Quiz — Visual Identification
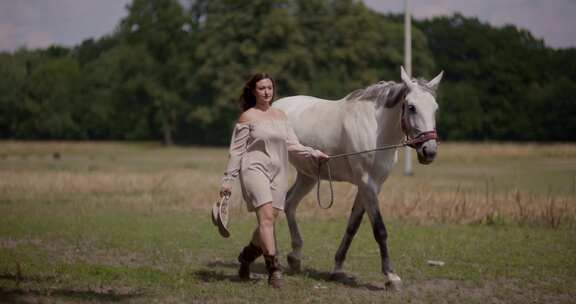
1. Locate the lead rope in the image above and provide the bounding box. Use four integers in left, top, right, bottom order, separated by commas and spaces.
316, 159, 334, 209
315, 141, 409, 209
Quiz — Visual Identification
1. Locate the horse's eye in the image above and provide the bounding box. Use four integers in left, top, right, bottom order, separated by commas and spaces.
408, 104, 416, 114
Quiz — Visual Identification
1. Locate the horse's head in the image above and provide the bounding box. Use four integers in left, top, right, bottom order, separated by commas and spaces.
397, 66, 443, 165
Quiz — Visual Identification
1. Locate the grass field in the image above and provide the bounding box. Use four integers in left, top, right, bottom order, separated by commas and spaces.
1, 141, 575, 303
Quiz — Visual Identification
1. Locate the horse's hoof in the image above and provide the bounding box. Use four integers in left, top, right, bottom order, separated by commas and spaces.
329, 271, 349, 282
385, 273, 402, 291
385, 280, 402, 291
287, 255, 301, 272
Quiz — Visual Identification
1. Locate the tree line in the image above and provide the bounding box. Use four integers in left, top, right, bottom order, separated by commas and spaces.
1, 0, 574, 145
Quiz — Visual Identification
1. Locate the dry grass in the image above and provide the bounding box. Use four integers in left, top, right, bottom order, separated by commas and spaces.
0, 141, 575, 228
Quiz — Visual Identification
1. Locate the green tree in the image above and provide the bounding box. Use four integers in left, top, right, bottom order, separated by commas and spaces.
73, 36, 120, 67
417, 14, 569, 141
79, 44, 153, 139
291, 0, 434, 98
17, 57, 82, 138
438, 82, 483, 140
526, 78, 576, 141
118, 0, 194, 145
0, 52, 26, 137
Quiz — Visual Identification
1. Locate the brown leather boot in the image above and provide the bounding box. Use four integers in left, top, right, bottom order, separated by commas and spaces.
237, 242, 262, 280
264, 254, 283, 289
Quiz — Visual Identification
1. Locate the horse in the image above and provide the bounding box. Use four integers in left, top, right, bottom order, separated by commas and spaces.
272, 66, 443, 290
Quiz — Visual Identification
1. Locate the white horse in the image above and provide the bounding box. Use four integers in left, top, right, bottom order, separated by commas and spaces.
273, 66, 443, 290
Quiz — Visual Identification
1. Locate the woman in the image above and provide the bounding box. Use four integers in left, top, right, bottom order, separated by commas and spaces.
219, 73, 329, 289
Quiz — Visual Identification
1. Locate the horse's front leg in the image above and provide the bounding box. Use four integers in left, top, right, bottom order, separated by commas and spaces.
330, 193, 365, 280
360, 183, 402, 290
284, 173, 316, 272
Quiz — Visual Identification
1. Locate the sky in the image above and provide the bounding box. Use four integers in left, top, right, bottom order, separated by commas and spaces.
363, 0, 576, 49
1, 0, 575, 52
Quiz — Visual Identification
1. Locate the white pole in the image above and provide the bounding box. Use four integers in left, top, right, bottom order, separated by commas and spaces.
404, 0, 413, 176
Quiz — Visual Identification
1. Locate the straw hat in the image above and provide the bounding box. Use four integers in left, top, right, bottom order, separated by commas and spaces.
211, 195, 230, 238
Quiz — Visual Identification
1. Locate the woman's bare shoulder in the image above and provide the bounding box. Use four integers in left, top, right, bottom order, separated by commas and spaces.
238, 109, 257, 124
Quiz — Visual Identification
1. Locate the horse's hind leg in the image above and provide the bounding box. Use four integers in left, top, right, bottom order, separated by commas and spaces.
330, 194, 364, 280
284, 172, 316, 272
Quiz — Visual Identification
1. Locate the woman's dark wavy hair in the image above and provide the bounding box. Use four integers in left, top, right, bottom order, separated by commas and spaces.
239, 73, 275, 112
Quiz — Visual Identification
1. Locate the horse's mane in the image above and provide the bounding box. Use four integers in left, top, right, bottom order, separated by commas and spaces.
345, 81, 396, 101
344, 78, 436, 102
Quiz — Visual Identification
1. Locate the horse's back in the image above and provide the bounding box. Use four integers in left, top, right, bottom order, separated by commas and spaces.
273, 96, 345, 143
273, 96, 332, 120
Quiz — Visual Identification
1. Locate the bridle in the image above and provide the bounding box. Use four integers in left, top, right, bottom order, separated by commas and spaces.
400, 102, 438, 149
315, 100, 438, 209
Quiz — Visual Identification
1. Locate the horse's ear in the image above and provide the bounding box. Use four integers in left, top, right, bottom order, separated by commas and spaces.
385, 83, 407, 108
400, 66, 417, 91
427, 71, 444, 91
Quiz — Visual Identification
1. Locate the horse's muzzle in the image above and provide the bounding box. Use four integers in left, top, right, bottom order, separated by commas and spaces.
416, 140, 437, 164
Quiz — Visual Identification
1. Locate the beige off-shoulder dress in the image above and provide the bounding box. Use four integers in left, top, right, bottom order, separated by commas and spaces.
221, 119, 323, 212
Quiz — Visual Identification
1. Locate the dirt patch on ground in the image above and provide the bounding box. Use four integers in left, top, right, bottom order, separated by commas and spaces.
0, 237, 153, 270
0, 285, 144, 304
388, 278, 575, 304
